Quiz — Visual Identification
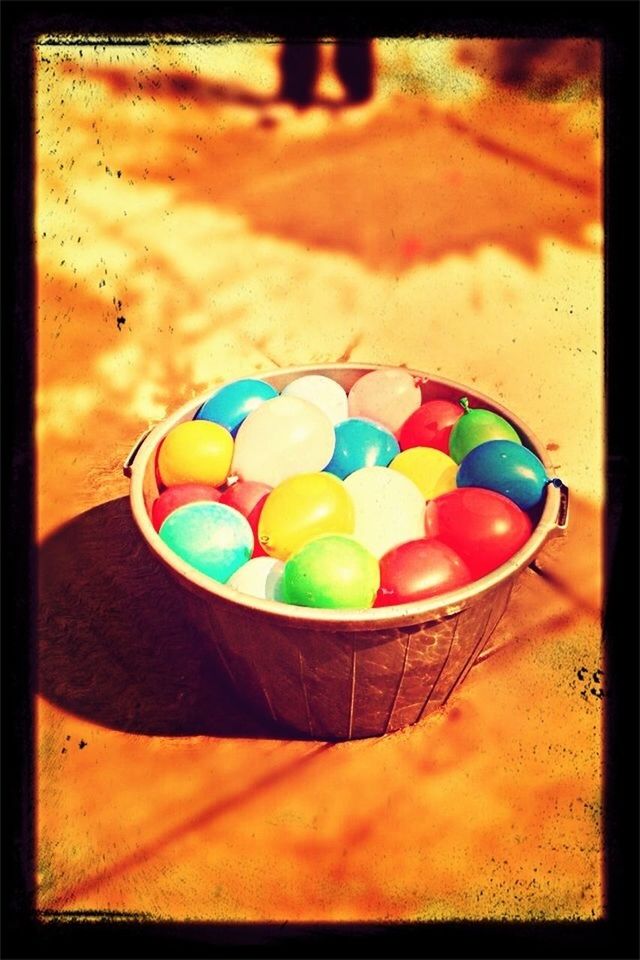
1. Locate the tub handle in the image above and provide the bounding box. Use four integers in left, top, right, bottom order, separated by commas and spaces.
527, 481, 570, 583
123, 427, 154, 478
548, 480, 570, 538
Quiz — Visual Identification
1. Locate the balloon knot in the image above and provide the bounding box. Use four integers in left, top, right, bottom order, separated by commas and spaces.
545, 477, 563, 488
459, 396, 470, 413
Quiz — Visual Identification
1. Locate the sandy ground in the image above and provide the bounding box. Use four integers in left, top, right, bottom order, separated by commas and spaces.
35, 38, 604, 923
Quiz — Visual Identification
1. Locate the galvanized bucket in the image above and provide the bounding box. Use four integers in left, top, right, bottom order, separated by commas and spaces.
124, 364, 568, 741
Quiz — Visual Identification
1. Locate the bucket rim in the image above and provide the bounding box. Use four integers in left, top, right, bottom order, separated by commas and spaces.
128, 362, 564, 630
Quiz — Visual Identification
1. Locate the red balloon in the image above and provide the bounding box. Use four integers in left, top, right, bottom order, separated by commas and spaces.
375, 538, 471, 606
220, 481, 272, 557
398, 399, 464, 453
151, 483, 221, 532
424, 487, 533, 579
154, 450, 166, 492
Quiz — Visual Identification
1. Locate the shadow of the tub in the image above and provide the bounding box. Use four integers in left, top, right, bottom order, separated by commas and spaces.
38, 497, 305, 740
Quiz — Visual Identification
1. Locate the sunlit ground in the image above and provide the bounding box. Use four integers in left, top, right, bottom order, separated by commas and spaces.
35, 37, 603, 922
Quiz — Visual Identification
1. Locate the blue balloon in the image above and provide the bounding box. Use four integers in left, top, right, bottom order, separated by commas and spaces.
195, 378, 279, 436
324, 418, 400, 480
456, 439, 549, 510
159, 501, 253, 582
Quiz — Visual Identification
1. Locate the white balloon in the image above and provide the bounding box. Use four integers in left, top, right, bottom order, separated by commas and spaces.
282, 375, 349, 426
227, 556, 285, 601
343, 466, 426, 558
231, 395, 335, 487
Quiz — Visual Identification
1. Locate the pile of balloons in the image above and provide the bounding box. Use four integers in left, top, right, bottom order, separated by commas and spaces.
151, 369, 559, 610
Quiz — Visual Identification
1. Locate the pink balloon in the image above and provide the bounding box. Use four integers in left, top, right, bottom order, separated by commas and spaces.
348, 368, 422, 436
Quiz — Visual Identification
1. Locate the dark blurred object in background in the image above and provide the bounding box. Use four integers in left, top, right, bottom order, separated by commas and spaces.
278, 42, 321, 108
457, 39, 601, 99
335, 40, 375, 104
278, 40, 375, 108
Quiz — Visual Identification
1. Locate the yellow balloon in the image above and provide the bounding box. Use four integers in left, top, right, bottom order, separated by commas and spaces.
389, 447, 458, 500
157, 420, 234, 487
258, 473, 355, 560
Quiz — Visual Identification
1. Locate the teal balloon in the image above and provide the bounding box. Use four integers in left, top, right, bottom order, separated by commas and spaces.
282, 535, 380, 609
159, 501, 253, 582
195, 378, 278, 436
456, 439, 549, 510
324, 418, 400, 480
449, 399, 521, 464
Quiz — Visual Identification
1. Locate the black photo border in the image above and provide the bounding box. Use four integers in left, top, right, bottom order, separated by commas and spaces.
2, 2, 638, 958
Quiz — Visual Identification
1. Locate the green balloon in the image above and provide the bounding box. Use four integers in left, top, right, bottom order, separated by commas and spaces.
282, 535, 380, 610
449, 398, 521, 464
